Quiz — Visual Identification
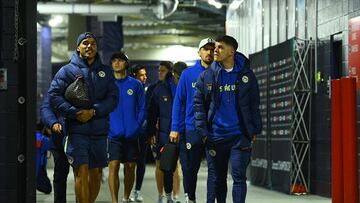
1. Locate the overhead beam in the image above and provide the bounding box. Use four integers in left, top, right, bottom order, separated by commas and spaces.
37, 2, 156, 15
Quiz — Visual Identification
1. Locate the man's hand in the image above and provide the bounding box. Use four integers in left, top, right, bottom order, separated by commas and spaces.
52, 123, 62, 134
76, 109, 95, 123
169, 131, 180, 143
252, 134, 256, 143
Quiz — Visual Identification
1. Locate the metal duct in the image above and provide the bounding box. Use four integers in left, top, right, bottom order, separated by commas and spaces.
156, 0, 179, 19
37, 3, 156, 15
37, 2, 178, 19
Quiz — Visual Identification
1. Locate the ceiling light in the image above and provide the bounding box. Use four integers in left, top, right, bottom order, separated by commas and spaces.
208, 0, 223, 9
48, 15, 63, 27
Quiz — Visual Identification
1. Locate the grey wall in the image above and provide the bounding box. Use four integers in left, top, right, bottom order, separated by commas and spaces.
227, 0, 360, 72
226, 0, 314, 56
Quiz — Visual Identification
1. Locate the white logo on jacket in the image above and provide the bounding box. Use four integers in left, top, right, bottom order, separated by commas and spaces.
98, 71, 106, 78
242, 76, 249, 83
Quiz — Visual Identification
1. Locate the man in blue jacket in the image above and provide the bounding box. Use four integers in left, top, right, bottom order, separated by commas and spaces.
169, 38, 215, 203
107, 52, 146, 203
48, 32, 119, 203
194, 35, 262, 203
130, 64, 148, 202
148, 62, 187, 203
40, 93, 69, 203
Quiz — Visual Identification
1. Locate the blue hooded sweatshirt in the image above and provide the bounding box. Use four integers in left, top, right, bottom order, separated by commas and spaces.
109, 76, 146, 140
211, 60, 243, 139
171, 60, 206, 132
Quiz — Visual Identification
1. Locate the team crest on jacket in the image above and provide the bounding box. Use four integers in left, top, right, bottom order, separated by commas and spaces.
209, 149, 216, 157
163, 96, 168, 102
98, 71, 106, 78
242, 76, 249, 83
67, 155, 74, 164
127, 89, 133, 95
186, 143, 192, 149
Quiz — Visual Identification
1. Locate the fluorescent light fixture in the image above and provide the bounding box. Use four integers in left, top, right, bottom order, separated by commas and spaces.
48, 15, 63, 27
208, 0, 223, 9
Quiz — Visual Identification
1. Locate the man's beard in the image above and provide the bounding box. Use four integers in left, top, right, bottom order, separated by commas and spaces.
204, 59, 213, 65
114, 69, 125, 73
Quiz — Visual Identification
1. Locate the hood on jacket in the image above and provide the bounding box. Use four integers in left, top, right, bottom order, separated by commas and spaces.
70, 51, 103, 70
210, 52, 249, 74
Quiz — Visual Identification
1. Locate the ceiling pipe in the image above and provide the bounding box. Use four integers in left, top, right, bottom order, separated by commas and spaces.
37, 2, 178, 19
156, 0, 179, 19
37, 2, 156, 15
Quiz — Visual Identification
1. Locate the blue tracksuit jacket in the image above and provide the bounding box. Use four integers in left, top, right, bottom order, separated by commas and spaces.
108, 76, 146, 140
171, 60, 206, 132
148, 74, 182, 145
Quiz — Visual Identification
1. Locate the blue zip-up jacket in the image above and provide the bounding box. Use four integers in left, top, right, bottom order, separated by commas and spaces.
48, 52, 118, 136
194, 52, 262, 144
40, 93, 64, 132
148, 74, 183, 145
171, 60, 206, 132
108, 76, 145, 140
40, 93, 65, 149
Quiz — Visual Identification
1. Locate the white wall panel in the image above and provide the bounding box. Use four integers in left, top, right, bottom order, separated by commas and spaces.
263, 0, 271, 48
270, 0, 278, 45
279, 0, 287, 42
287, 0, 296, 39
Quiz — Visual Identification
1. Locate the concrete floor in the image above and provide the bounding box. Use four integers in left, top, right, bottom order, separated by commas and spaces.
36, 163, 331, 203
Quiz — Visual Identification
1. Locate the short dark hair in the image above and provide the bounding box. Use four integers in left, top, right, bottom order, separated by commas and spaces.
111, 52, 128, 63
215, 35, 238, 51
173, 61, 187, 76
159, 61, 173, 71
131, 65, 146, 76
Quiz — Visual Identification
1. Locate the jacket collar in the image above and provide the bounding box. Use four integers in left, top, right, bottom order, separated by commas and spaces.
210, 52, 250, 80
70, 51, 102, 70
194, 60, 207, 70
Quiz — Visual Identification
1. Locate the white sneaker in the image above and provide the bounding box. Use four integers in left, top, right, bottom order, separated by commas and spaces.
165, 193, 173, 203
122, 198, 130, 203
173, 196, 181, 203
158, 195, 165, 203
129, 193, 135, 202
134, 190, 143, 202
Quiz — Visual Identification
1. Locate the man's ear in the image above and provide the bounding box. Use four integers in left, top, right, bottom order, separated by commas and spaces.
230, 47, 235, 55
76, 47, 80, 52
